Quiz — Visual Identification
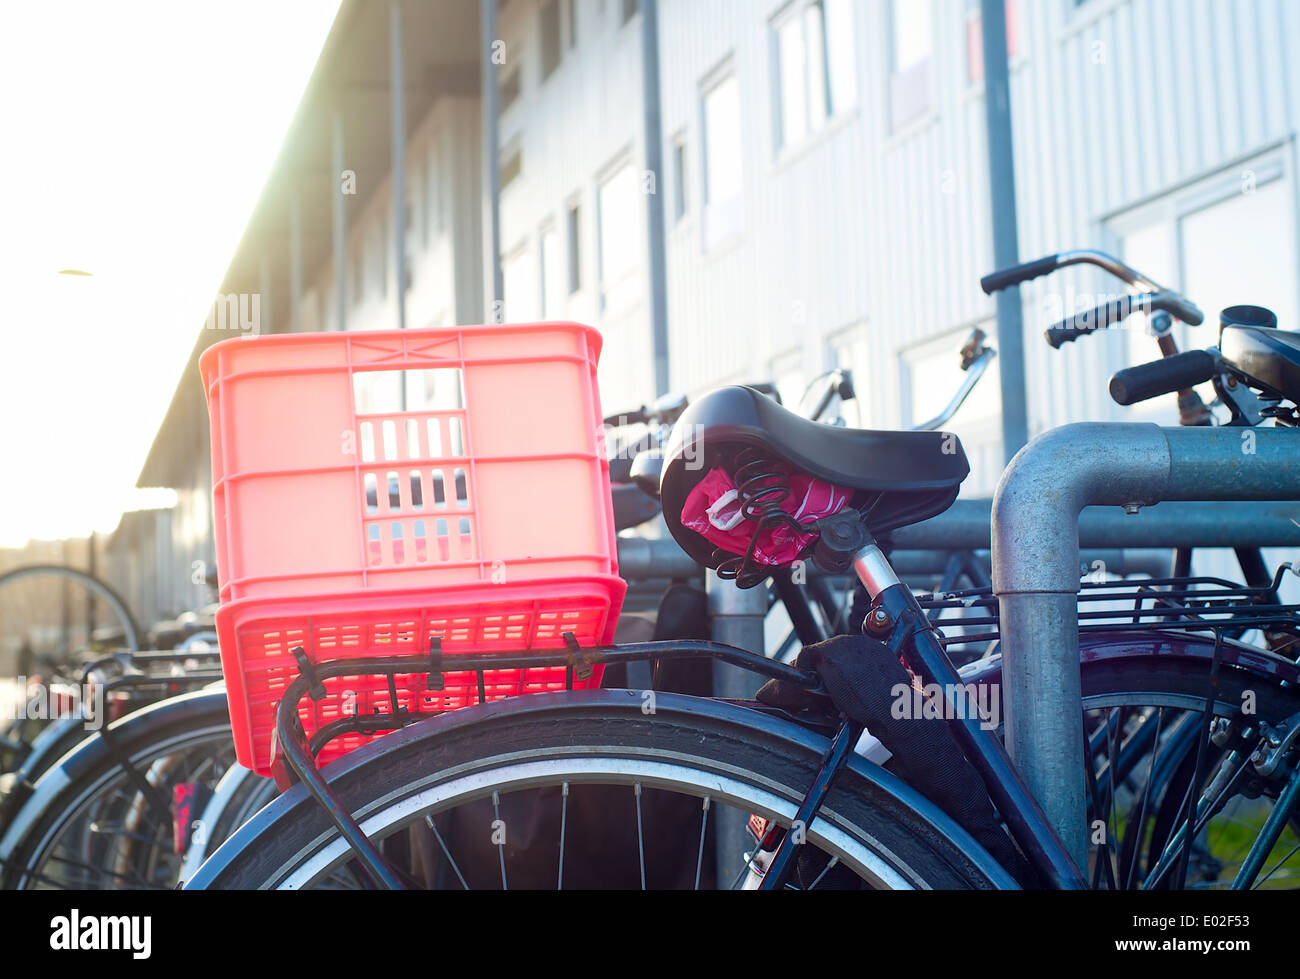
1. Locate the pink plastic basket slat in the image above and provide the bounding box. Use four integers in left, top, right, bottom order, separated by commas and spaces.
200, 323, 624, 774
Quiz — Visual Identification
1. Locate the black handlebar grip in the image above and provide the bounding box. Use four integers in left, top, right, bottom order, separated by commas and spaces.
979, 254, 1060, 294
1108, 350, 1218, 406
1044, 295, 1146, 348
604, 406, 649, 426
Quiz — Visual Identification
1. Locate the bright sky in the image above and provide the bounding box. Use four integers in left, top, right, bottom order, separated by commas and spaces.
0, 0, 340, 547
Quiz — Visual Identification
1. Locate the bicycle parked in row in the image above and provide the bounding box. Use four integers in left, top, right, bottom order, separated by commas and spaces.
179, 255, 1300, 891
6, 251, 1297, 891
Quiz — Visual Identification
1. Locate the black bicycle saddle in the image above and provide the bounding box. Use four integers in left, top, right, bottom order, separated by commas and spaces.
1219, 306, 1300, 404
659, 385, 968, 569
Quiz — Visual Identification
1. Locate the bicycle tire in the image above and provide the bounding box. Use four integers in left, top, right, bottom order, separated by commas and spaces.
0, 689, 233, 889
187, 690, 1016, 890
965, 652, 1300, 888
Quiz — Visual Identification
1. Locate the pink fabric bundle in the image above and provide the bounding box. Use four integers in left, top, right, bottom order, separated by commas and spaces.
680, 465, 852, 566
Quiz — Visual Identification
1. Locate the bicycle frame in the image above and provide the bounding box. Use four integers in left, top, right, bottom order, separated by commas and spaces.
269, 533, 1087, 890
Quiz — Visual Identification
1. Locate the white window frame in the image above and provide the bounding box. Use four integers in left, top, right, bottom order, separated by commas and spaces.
700, 60, 745, 253
769, 347, 805, 411
540, 0, 563, 81
898, 323, 1003, 495
539, 219, 564, 319
887, 0, 934, 133
769, 0, 858, 155
595, 153, 644, 315
670, 131, 689, 225
1103, 145, 1299, 378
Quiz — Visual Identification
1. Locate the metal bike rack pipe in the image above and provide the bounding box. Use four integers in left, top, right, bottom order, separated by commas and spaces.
887, 547, 1171, 581
707, 571, 769, 884
616, 536, 702, 580
992, 422, 1300, 868
894, 498, 1300, 550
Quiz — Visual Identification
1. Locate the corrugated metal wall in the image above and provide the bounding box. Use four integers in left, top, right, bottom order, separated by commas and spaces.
296, 0, 1299, 495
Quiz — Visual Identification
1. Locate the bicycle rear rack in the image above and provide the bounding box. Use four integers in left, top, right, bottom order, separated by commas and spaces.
274, 637, 824, 889
919, 570, 1300, 658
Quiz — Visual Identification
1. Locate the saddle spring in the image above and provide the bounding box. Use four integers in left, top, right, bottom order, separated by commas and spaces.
713, 446, 814, 589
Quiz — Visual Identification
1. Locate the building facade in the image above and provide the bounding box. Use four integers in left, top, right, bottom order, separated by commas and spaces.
112, 0, 1300, 624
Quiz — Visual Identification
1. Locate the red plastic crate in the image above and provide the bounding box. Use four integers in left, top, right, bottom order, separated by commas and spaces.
199, 324, 625, 774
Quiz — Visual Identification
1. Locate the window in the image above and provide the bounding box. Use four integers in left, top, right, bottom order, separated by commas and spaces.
770, 350, 805, 412
1109, 156, 1300, 418
620, 0, 638, 26
1117, 221, 1177, 376
828, 326, 870, 427
540, 224, 564, 318
772, 0, 857, 152
900, 325, 1003, 494
352, 245, 365, 304
702, 70, 743, 250
671, 136, 688, 223
1181, 179, 1297, 333
500, 147, 523, 191
541, 0, 562, 79
965, 0, 1019, 85
564, 0, 578, 49
405, 180, 419, 251
889, 0, 932, 130
499, 66, 521, 113
566, 200, 582, 294
502, 244, 539, 322
426, 142, 444, 243
598, 161, 642, 313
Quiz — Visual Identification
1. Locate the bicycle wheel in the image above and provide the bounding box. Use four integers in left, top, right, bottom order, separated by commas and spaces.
1077, 656, 1300, 890
0, 564, 141, 675
0, 689, 234, 889
179, 761, 278, 883
187, 690, 1015, 890
964, 650, 1300, 889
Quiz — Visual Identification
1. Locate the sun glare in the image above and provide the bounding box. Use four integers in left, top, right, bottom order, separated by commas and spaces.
0, 0, 340, 547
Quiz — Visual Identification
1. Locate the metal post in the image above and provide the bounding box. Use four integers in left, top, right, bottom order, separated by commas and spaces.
707, 570, 768, 884
390, 0, 406, 332
992, 422, 1300, 870
86, 532, 96, 641
289, 190, 302, 334
640, 0, 670, 396
259, 255, 272, 335
979, 0, 1028, 462
890, 498, 1300, 550
332, 108, 347, 332
481, 0, 503, 319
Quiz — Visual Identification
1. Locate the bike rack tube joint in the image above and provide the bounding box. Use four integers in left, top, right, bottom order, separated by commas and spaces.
992, 422, 1300, 869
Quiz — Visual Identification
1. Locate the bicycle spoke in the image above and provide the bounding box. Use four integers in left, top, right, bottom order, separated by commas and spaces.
634, 781, 645, 890
805, 855, 839, 891
728, 848, 756, 890
424, 814, 469, 890
1082, 713, 1116, 889
694, 797, 709, 891
557, 782, 568, 891
1124, 707, 1166, 890
492, 790, 507, 891
1255, 841, 1300, 889
44, 851, 152, 889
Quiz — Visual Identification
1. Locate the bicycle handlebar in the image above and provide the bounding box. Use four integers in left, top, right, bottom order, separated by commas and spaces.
983, 250, 1205, 347
1108, 350, 1219, 406
982, 249, 1162, 294
979, 254, 1062, 294
1044, 291, 1206, 348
